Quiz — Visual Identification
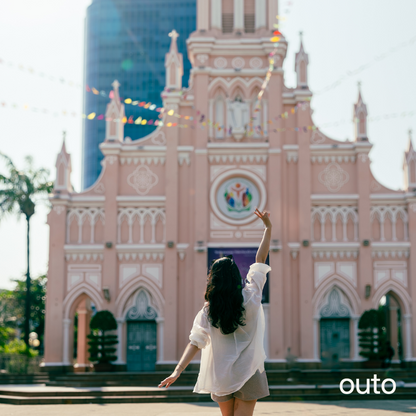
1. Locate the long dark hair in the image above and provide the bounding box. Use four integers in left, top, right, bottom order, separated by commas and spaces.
204, 255, 246, 335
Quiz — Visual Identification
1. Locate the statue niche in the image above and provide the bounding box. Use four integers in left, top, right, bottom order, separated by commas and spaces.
227, 96, 249, 141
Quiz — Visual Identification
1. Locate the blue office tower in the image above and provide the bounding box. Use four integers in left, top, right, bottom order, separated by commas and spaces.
82, 0, 196, 189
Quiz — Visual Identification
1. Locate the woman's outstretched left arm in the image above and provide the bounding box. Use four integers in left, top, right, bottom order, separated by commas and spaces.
158, 342, 200, 388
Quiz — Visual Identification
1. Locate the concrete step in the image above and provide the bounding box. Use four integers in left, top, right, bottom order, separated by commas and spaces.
1, 385, 415, 405
45, 369, 416, 387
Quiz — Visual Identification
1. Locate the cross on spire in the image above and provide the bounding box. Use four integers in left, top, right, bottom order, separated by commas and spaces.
169, 29, 179, 40
112, 79, 120, 91
62, 131, 66, 141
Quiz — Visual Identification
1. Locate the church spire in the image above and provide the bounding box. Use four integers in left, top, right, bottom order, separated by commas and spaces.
404, 129, 416, 190
165, 30, 183, 90
105, 79, 125, 142
295, 32, 309, 89
353, 81, 368, 141
54, 131, 72, 192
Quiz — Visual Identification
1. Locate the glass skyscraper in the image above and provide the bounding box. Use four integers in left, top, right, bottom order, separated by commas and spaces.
82, 0, 196, 189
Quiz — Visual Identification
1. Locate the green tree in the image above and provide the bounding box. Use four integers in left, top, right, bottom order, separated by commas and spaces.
87, 310, 118, 364
0, 154, 53, 347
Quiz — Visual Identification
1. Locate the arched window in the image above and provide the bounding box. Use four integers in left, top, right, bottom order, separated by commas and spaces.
214, 95, 225, 139
244, 0, 255, 33
222, 0, 234, 33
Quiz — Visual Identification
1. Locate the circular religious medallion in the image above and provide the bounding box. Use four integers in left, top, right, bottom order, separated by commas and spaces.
216, 177, 260, 220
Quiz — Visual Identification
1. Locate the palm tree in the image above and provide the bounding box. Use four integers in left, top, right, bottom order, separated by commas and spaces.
0, 153, 53, 348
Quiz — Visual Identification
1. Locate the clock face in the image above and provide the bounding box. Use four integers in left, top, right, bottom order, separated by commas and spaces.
216, 177, 260, 220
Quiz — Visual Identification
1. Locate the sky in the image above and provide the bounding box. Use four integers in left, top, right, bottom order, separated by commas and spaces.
0, 0, 415, 289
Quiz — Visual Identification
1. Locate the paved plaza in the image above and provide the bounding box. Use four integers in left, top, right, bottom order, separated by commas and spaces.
0, 401, 416, 416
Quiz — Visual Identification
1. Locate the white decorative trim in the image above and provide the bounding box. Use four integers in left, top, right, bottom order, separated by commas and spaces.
208, 154, 268, 163
373, 261, 407, 289
210, 212, 238, 230
210, 165, 237, 182
250, 57, 263, 69
119, 264, 141, 288
53, 206, 65, 215
311, 155, 356, 164
314, 262, 335, 288
288, 242, 300, 259
127, 164, 159, 195
318, 163, 349, 193
232, 57, 245, 69
311, 206, 358, 243
311, 242, 360, 259
117, 207, 166, 244
210, 231, 234, 238
142, 264, 163, 287
336, 262, 357, 287
310, 130, 326, 144
120, 156, 165, 165
66, 208, 105, 244
286, 151, 298, 163
178, 152, 191, 166
370, 206, 409, 242
214, 57, 227, 69
177, 243, 189, 261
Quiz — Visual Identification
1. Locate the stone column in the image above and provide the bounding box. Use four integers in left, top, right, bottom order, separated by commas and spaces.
352, 316, 360, 360
407, 198, 416, 358
234, 0, 244, 31
263, 304, 270, 358
255, 0, 266, 29
404, 314, 412, 360
163, 97, 180, 361
101, 150, 121, 318
313, 317, 320, 361
268, 0, 278, 30
267, 63, 284, 359
62, 318, 72, 366
356, 151, 372, 311
297, 102, 313, 360
44, 203, 67, 368
115, 318, 125, 364
156, 317, 165, 362
389, 305, 399, 360
193, 71, 209, 316
75, 299, 90, 370
211, 0, 222, 29
198, 0, 210, 31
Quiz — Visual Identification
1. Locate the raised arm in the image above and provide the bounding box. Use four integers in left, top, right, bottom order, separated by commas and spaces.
254, 208, 272, 264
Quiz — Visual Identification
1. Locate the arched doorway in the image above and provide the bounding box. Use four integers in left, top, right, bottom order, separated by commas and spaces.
126, 290, 158, 371
319, 288, 351, 365
379, 292, 403, 362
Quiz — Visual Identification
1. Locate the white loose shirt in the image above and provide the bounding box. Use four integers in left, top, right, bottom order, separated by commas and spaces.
189, 262, 271, 396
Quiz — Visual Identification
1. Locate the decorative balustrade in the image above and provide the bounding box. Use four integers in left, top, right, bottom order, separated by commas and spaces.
311, 206, 358, 242
117, 207, 166, 244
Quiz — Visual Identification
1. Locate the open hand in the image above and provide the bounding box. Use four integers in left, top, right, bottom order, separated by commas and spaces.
158, 370, 181, 389
254, 208, 272, 229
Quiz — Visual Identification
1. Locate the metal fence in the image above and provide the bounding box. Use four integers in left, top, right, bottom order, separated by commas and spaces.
0, 354, 43, 374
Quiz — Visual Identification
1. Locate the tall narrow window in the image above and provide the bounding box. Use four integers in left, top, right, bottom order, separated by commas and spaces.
215, 96, 225, 139
244, 0, 255, 33
222, 0, 234, 33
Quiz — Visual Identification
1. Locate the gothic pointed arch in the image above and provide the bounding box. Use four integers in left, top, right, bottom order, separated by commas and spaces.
116, 276, 164, 320
312, 276, 360, 317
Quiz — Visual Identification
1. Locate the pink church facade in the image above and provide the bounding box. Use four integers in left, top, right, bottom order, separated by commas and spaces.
44, 0, 416, 372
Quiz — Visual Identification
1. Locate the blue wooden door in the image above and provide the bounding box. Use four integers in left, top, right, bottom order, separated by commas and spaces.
320, 318, 350, 364
126, 321, 157, 371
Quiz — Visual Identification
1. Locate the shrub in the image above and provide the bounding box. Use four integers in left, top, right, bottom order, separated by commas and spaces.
87, 310, 118, 364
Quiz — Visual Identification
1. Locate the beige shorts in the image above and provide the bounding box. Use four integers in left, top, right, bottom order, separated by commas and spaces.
210, 369, 270, 403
